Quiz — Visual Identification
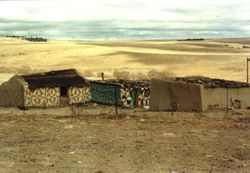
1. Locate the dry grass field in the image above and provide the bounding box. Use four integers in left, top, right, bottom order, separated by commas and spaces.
1, 37, 250, 173
1, 37, 250, 83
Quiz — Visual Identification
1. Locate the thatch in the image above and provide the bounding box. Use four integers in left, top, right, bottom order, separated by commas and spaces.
21, 69, 89, 89
176, 77, 249, 88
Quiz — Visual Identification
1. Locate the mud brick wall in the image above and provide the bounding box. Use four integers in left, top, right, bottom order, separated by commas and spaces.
137, 87, 150, 108
0, 76, 24, 107
202, 87, 250, 110
121, 88, 133, 107
24, 87, 60, 107
121, 86, 150, 108
150, 79, 203, 112
68, 87, 90, 104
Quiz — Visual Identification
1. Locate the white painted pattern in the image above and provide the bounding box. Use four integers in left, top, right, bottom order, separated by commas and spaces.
68, 87, 90, 104
24, 87, 60, 107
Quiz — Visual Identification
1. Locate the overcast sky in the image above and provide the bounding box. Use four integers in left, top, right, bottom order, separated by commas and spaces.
0, 0, 250, 40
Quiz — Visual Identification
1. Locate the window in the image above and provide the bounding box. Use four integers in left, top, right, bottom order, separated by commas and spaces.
60, 87, 68, 97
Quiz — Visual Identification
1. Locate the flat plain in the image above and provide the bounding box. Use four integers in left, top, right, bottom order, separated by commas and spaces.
1, 37, 250, 83
1, 37, 250, 173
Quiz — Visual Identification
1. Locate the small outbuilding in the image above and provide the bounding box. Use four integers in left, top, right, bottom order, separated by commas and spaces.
90, 80, 151, 108
150, 77, 250, 112
0, 69, 90, 108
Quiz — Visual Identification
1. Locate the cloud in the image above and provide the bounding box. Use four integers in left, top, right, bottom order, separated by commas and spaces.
0, 0, 249, 39
0, 19, 249, 40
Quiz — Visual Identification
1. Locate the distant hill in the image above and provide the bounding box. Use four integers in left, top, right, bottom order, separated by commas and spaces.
5, 35, 47, 42
177, 38, 205, 41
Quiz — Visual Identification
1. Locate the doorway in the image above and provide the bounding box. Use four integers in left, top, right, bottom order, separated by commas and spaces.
60, 86, 69, 106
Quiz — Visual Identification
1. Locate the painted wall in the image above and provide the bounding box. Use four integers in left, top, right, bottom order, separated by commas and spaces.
201, 87, 250, 111
90, 82, 121, 105
68, 87, 90, 104
137, 87, 150, 108
24, 87, 60, 107
150, 79, 203, 112
0, 76, 24, 107
119, 86, 150, 108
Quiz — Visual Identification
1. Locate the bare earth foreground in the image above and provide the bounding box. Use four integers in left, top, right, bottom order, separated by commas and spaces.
0, 107, 250, 173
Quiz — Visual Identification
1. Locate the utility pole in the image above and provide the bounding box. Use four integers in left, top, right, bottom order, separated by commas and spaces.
101, 72, 104, 81
247, 57, 250, 84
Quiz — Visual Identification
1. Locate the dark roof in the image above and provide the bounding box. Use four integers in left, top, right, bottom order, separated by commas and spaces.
108, 79, 150, 88
90, 81, 122, 87
21, 69, 89, 89
176, 77, 249, 88
91, 79, 150, 88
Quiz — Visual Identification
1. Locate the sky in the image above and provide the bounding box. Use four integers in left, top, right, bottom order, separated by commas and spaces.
0, 0, 250, 40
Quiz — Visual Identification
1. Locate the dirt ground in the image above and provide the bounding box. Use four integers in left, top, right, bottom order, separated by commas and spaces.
0, 107, 250, 173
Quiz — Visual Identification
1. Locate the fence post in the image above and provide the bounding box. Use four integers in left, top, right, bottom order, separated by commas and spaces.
114, 86, 118, 115
226, 87, 228, 114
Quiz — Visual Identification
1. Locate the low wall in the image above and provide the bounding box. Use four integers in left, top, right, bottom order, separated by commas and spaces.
202, 87, 250, 110
150, 79, 203, 112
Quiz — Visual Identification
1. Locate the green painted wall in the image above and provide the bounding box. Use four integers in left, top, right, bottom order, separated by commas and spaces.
90, 82, 121, 105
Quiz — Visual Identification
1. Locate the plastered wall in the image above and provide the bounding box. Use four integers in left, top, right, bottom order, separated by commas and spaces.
201, 87, 250, 111
150, 79, 203, 112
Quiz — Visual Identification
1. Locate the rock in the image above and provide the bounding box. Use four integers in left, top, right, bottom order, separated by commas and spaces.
125, 116, 130, 119
143, 105, 150, 110
64, 125, 73, 129
68, 151, 75, 155
95, 171, 103, 173
170, 171, 179, 173
239, 163, 247, 168
163, 133, 177, 137
139, 118, 146, 122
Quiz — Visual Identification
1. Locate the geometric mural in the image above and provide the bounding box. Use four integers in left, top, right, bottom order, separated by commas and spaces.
137, 87, 150, 108
68, 87, 90, 104
24, 87, 60, 107
121, 87, 150, 108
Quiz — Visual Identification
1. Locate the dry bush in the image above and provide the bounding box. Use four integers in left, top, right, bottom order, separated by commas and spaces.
83, 70, 94, 77
0, 66, 13, 73
0, 65, 32, 74
163, 69, 176, 77
16, 65, 32, 74
32, 69, 46, 73
148, 70, 165, 79
113, 69, 130, 80
133, 72, 148, 80
147, 69, 175, 79
96, 72, 102, 78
